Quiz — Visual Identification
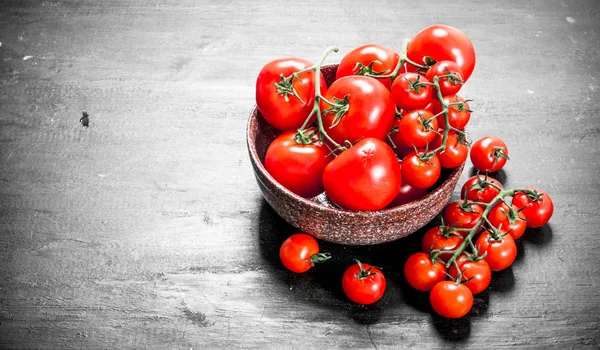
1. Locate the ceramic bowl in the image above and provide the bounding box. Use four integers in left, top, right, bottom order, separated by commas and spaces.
247, 64, 463, 245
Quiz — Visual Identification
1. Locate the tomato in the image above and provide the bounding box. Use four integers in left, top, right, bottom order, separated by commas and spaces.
432, 95, 471, 130
323, 138, 401, 210
461, 175, 503, 203
488, 203, 527, 239
321, 76, 396, 145
391, 73, 433, 110
425, 60, 464, 96
430, 281, 473, 319
475, 231, 517, 271
336, 44, 400, 90
265, 129, 332, 198
397, 110, 439, 148
448, 254, 492, 295
387, 182, 429, 207
388, 118, 425, 158
421, 226, 464, 261
256, 58, 327, 130
470, 136, 509, 172
401, 151, 441, 189
279, 233, 330, 273
430, 130, 468, 168
342, 260, 386, 305
442, 200, 484, 233
407, 24, 476, 82
404, 252, 447, 292
512, 187, 554, 228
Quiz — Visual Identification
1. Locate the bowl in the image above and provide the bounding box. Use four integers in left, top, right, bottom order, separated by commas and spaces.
247, 64, 464, 245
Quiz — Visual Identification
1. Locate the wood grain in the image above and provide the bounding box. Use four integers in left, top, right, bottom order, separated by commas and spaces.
0, 0, 599, 348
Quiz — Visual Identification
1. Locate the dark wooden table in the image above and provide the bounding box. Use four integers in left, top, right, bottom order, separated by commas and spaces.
1, 0, 599, 348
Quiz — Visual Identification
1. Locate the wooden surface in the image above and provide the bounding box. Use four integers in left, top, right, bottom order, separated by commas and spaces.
1, 0, 599, 348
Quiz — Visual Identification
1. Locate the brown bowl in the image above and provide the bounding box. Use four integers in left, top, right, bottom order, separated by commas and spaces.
247, 64, 464, 245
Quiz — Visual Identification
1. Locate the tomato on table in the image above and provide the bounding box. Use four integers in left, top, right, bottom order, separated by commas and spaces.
421, 225, 464, 261
475, 230, 517, 271
442, 200, 485, 233
448, 254, 492, 295
407, 24, 476, 82
488, 202, 527, 239
279, 234, 330, 273
342, 260, 386, 305
320, 76, 396, 145
256, 58, 326, 130
336, 44, 400, 90
461, 174, 503, 203
323, 138, 400, 210
265, 129, 332, 198
512, 187, 554, 228
404, 252, 447, 292
470, 136, 509, 172
430, 281, 474, 319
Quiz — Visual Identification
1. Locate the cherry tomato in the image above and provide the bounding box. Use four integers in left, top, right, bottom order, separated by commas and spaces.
342, 260, 386, 305
256, 58, 327, 130
470, 136, 509, 172
401, 151, 441, 189
488, 203, 527, 239
321, 76, 396, 145
461, 175, 503, 203
398, 110, 439, 148
407, 24, 476, 82
442, 200, 484, 233
388, 118, 426, 158
430, 281, 474, 319
475, 231, 517, 271
421, 226, 464, 261
391, 73, 433, 110
323, 138, 400, 210
512, 187, 554, 228
404, 252, 447, 292
432, 95, 471, 130
449, 254, 492, 295
426, 60, 464, 96
279, 233, 330, 273
336, 44, 400, 90
265, 129, 332, 198
430, 130, 469, 168
387, 182, 429, 207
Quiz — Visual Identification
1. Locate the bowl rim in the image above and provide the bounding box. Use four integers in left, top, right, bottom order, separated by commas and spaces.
246, 103, 463, 219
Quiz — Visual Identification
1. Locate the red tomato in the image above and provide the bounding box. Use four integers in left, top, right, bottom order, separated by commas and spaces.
475, 231, 517, 271
404, 252, 447, 292
430, 281, 474, 319
448, 254, 492, 295
323, 138, 401, 210
387, 182, 429, 207
336, 44, 400, 90
265, 129, 332, 198
442, 200, 484, 233
321, 76, 396, 145
391, 73, 433, 110
256, 58, 327, 130
388, 118, 426, 158
279, 233, 330, 273
342, 260, 386, 305
430, 130, 468, 168
461, 175, 503, 203
432, 95, 471, 130
470, 136, 509, 172
426, 60, 464, 96
398, 110, 439, 148
512, 187, 554, 228
407, 24, 476, 82
421, 226, 464, 261
488, 203, 527, 239
401, 151, 441, 189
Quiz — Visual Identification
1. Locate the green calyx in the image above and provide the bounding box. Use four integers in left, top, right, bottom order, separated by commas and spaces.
308, 252, 332, 265
322, 94, 350, 128
274, 73, 305, 104
354, 60, 391, 77
355, 259, 376, 280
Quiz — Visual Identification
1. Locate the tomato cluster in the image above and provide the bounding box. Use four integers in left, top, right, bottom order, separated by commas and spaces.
258, 25, 555, 318
405, 174, 554, 318
257, 25, 484, 211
